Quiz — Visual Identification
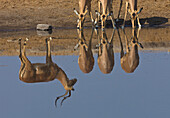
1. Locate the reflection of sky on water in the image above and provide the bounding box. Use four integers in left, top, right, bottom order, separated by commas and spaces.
0, 52, 170, 118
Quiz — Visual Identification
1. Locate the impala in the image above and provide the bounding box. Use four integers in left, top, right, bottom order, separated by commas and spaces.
18, 37, 77, 107
122, 0, 143, 28
74, 28, 95, 73
97, 29, 115, 74
118, 28, 143, 73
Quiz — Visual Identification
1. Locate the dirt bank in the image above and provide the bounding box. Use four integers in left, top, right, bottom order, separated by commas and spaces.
0, 0, 169, 30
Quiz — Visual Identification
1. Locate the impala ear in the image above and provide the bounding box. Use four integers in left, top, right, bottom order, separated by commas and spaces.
138, 42, 144, 49
137, 7, 143, 14
74, 8, 79, 16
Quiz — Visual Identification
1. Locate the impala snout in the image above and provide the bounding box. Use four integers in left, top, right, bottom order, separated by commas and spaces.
77, 14, 85, 30
132, 13, 136, 18
101, 14, 107, 30
72, 88, 75, 91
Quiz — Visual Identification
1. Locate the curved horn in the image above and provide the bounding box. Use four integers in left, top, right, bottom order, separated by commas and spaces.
55, 90, 69, 107
60, 90, 71, 107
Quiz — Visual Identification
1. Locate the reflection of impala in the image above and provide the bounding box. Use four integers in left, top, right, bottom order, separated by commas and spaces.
74, 0, 94, 30
96, 0, 116, 29
118, 28, 143, 73
19, 38, 77, 107
97, 29, 115, 74
122, 0, 143, 28
74, 29, 94, 73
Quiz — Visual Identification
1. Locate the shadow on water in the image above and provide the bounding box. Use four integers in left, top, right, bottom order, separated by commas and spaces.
106, 17, 169, 28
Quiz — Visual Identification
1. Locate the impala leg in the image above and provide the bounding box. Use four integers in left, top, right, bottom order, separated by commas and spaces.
108, 0, 116, 28
19, 38, 25, 75
117, 29, 124, 58
132, 28, 135, 41
98, 30, 102, 57
137, 27, 141, 38
18, 38, 23, 62
133, 28, 138, 42
122, 29, 130, 53
98, 45, 102, 57
110, 28, 116, 45
87, 3, 94, 23
87, 28, 94, 53
98, 0, 101, 22
77, 22, 80, 29
46, 37, 52, 64
108, 29, 115, 57
80, 30, 88, 49
131, 18, 135, 29
95, 27, 100, 48
22, 38, 32, 67
136, 28, 143, 48
135, 7, 143, 28
109, 0, 113, 14
117, 0, 123, 21
137, 15, 141, 28
109, 15, 116, 29
122, 1, 128, 29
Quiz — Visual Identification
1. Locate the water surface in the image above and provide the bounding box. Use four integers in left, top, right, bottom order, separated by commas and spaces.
0, 27, 170, 118
0, 52, 170, 118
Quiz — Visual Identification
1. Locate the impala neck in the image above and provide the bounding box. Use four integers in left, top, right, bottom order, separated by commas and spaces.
79, 0, 86, 13
130, 44, 138, 55
129, 0, 137, 12
100, 0, 108, 14
56, 67, 69, 88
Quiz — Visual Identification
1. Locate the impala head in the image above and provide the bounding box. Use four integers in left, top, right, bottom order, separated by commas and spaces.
130, 38, 143, 49
76, 28, 95, 73
74, 8, 88, 30
130, 7, 143, 20
101, 14, 107, 30
66, 78, 77, 91
55, 78, 77, 107
97, 30, 114, 74
131, 28, 143, 49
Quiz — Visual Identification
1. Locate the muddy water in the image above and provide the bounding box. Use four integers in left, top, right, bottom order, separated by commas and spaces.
0, 27, 170, 56
0, 27, 170, 118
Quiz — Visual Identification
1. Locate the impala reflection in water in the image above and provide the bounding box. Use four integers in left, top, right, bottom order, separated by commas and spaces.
74, 28, 95, 73
118, 28, 143, 73
18, 37, 77, 107
97, 29, 115, 74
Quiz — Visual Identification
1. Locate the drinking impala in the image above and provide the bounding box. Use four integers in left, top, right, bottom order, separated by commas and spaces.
18, 37, 77, 107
